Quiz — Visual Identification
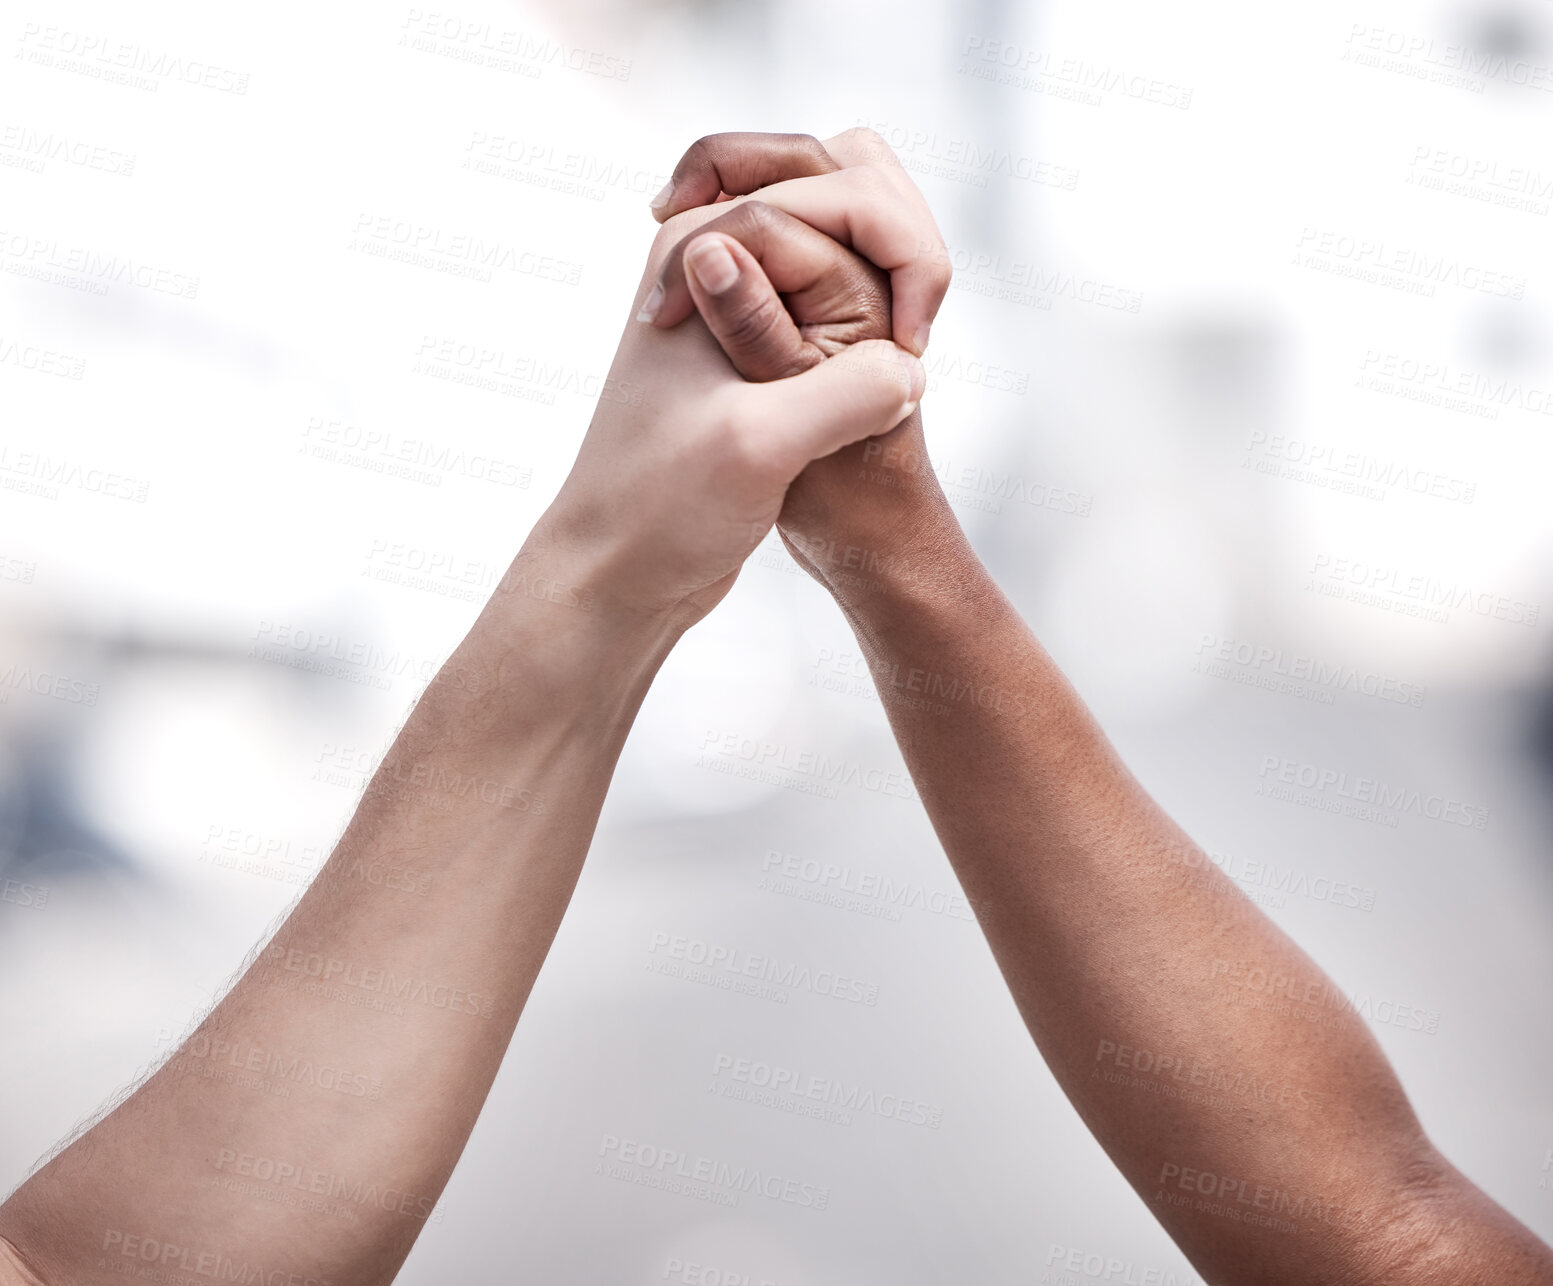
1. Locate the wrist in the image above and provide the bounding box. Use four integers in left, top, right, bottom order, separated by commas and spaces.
427, 537, 685, 748
783, 487, 977, 611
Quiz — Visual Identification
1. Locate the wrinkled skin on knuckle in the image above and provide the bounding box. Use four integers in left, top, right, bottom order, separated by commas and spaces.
831, 125, 897, 167
798, 261, 891, 354
719, 289, 790, 358
694, 199, 891, 358
681, 133, 719, 174
782, 131, 833, 166
845, 162, 896, 203
732, 198, 779, 235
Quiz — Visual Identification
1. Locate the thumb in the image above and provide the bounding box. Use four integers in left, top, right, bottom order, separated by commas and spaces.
682, 231, 814, 382
733, 338, 924, 470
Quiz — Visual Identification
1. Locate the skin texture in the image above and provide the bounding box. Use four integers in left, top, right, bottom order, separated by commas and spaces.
0, 198, 921, 1286
658, 129, 1553, 1286
646, 130, 955, 593
649, 129, 951, 355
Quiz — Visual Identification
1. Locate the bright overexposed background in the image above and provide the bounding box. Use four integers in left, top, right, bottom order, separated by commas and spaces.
2, 0, 1552, 1281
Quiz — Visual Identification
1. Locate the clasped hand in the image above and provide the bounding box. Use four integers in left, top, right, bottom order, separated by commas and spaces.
525, 128, 956, 630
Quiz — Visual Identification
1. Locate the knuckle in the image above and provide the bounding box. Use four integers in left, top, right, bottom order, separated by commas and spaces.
847, 164, 894, 200
718, 291, 786, 353
782, 132, 830, 162
733, 199, 781, 235
839, 126, 896, 165
929, 242, 953, 290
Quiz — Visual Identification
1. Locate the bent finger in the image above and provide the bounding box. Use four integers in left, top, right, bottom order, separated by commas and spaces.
649, 200, 889, 350
680, 232, 816, 384
651, 132, 840, 222
730, 168, 952, 356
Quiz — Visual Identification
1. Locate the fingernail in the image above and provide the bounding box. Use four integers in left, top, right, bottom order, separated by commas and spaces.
635, 281, 664, 323
686, 238, 740, 294
912, 322, 932, 355
649, 179, 674, 213
899, 350, 926, 403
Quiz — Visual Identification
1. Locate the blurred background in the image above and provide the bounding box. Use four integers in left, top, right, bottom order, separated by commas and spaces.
2, 0, 1551, 1280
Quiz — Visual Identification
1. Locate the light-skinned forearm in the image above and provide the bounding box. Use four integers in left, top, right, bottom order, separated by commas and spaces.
0, 542, 682, 1286
818, 506, 1553, 1286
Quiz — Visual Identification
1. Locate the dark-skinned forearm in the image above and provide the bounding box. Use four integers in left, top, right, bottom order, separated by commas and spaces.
821, 506, 1552, 1286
